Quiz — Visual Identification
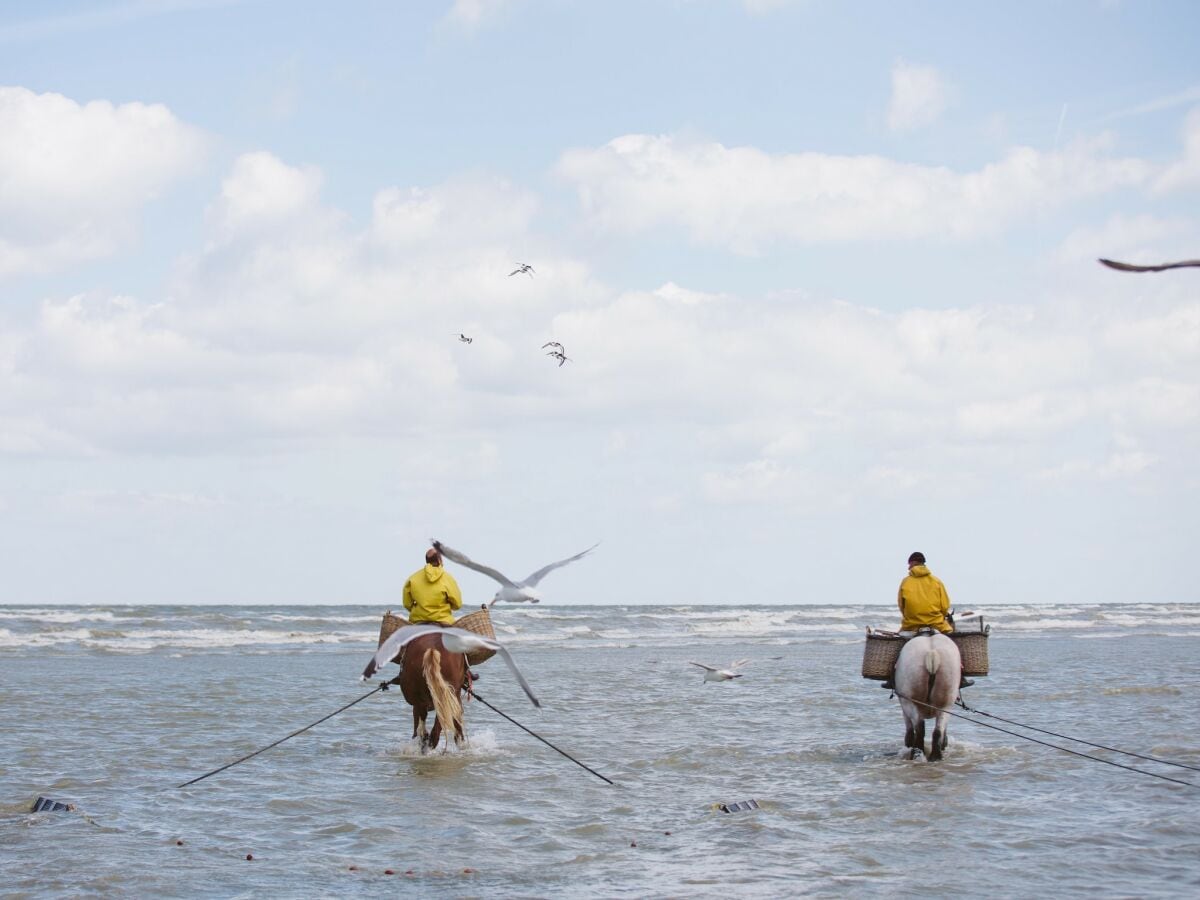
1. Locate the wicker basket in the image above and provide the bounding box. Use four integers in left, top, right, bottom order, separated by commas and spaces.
862, 630, 905, 679
862, 625, 990, 679
377, 607, 497, 666
950, 629, 990, 676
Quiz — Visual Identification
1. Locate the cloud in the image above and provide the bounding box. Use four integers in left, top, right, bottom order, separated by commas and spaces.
887, 60, 951, 132
0, 86, 206, 277
1154, 106, 1200, 192
1100, 84, 1200, 122
4, 147, 1195, 511
1037, 450, 1158, 482
1055, 213, 1194, 264
444, 0, 513, 28
0, 0, 245, 43
740, 0, 797, 12
557, 133, 1152, 252
206, 151, 326, 240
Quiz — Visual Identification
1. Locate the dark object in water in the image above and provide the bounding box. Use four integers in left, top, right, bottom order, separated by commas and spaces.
716, 799, 760, 814
32, 796, 75, 813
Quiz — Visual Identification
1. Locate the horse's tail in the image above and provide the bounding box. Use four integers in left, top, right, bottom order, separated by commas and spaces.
924, 648, 940, 707
422, 648, 463, 749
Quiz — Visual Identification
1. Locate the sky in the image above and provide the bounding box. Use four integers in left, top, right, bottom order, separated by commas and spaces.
1, 0, 1198, 607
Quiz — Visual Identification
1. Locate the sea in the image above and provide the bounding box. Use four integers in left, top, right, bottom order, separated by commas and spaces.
2, 602, 1198, 898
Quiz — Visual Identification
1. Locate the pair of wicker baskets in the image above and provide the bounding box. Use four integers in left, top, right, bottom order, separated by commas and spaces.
377, 606, 497, 666
861, 624, 991, 680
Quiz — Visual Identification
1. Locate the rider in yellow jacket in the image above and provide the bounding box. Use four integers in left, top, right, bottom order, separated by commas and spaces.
403, 548, 463, 625
885, 551, 972, 689
897, 553, 952, 634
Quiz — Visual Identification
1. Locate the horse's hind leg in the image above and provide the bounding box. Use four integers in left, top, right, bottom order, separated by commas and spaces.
911, 719, 926, 760
413, 707, 431, 752
929, 719, 945, 761
929, 712, 950, 760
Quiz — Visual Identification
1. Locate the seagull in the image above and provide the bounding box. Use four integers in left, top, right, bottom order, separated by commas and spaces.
509, 263, 535, 278
1099, 257, 1200, 273
689, 659, 752, 682
432, 539, 598, 606
546, 350, 571, 367
362, 624, 540, 707
541, 341, 564, 352
455, 333, 474, 344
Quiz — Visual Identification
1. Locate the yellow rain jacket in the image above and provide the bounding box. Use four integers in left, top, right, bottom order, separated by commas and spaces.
897, 565, 952, 633
402, 564, 463, 625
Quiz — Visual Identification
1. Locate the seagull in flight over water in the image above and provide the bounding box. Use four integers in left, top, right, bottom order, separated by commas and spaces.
1099, 257, 1200, 273
689, 659, 753, 682
509, 263, 535, 278
362, 624, 539, 707
432, 539, 598, 606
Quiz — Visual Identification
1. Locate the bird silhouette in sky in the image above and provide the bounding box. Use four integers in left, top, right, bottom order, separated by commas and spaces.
509, 263, 535, 278
1098, 257, 1200, 273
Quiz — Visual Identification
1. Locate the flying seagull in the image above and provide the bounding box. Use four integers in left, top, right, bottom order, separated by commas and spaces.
362, 624, 540, 707
456, 333, 474, 344
546, 350, 571, 367
432, 539, 598, 606
541, 341, 564, 352
689, 659, 752, 682
1099, 257, 1200, 273
509, 263, 535, 278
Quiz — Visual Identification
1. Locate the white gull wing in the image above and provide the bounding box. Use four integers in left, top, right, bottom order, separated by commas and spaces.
361, 624, 448, 679
437, 627, 540, 708
432, 540, 517, 588
520, 542, 599, 587
689, 661, 720, 672
493, 645, 540, 708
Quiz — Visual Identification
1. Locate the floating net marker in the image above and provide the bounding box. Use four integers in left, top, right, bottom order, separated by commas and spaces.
714, 799, 760, 814
31, 796, 75, 813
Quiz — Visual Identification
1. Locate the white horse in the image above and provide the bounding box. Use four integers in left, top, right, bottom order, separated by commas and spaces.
894, 631, 962, 761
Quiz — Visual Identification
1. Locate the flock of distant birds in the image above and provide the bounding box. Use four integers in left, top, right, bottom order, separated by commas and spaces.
448, 257, 1193, 371
452, 263, 571, 367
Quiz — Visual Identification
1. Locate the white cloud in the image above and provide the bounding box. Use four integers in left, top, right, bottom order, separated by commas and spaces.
887, 60, 951, 132
206, 151, 326, 240
0, 1, 246, 43
445, 0, 513, 28
557, 133, 1151, 252
1056, 213, 1193, 264
3, 145, 1195, 521
1154, 106, 1200, 192
702, 459, 805, 504
1037, 450, 1158, 482
1100, 84, 1200, 122
0, 86, 206, 277
741, 0, 797, 12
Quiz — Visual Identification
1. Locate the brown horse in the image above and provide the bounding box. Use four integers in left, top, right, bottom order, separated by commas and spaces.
396, 632, 469, 752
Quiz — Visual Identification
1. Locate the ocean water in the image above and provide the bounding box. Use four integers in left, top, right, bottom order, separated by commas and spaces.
2, 602, 1199, 898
